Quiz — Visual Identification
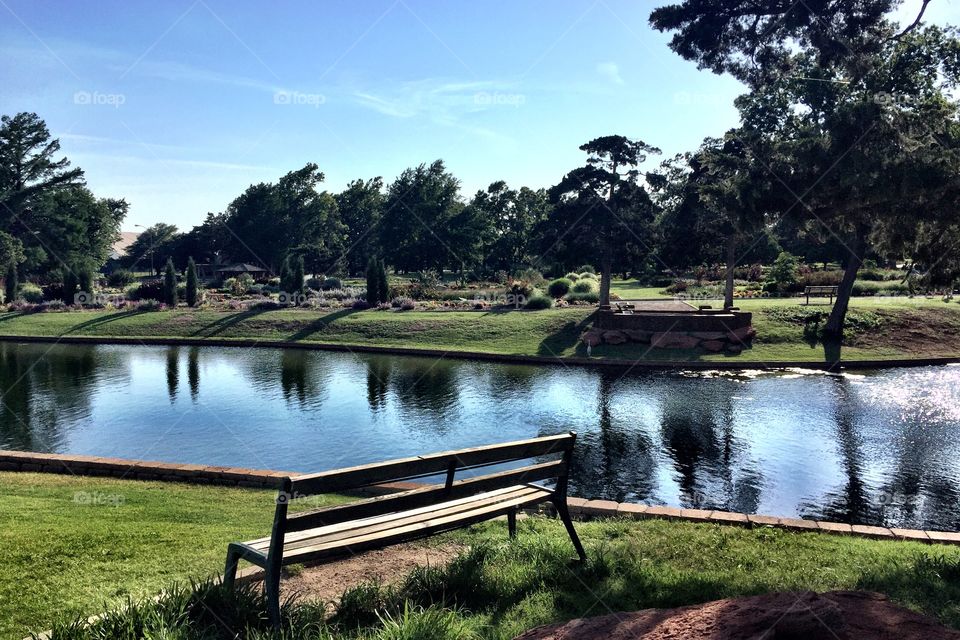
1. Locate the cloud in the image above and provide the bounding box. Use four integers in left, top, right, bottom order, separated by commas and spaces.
596, 61, 624, 85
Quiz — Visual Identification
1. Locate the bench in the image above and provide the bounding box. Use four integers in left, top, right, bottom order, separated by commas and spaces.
223, 432, 585, 625
804, 285, 839, 305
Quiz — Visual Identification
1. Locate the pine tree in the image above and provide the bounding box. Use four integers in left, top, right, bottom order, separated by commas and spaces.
377, 259, 389, 303
186, 257, 198, 307
4, 261, 17, 304
293, 256, 305, 295
163, 259, 178, 307
279, 255, 292, 294
366, 256, 380, 304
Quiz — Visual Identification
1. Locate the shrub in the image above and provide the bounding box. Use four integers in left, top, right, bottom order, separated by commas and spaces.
4, 261, 17, 303
564, 272, 580, 281
578, 272, 598, 281
38, 300, 67, 312
136, 299, 163, 311
516, 268, 546, 286
305, 277, 324, 290
78, 268, 95, 298
19, 282, 43, 303
127, 280, 164, 301
578, 264, 596, 274
525, 294, 554, 309
106, 269, 134, 287
566, 291, 599, 304
320, 277, 342, 291
186, 257, 199, 307
392, 296, 416, 311
163, 259, 178, 306
366, 256, 388, 304
61, 269, 79, 304
769, 251, 800, 288
292, 256, 305, 294
571, 279, 598, 294
351, 299, 370, 310
665, 279, 688, 294
226, 273, 253, 296
547, 278, 573, 298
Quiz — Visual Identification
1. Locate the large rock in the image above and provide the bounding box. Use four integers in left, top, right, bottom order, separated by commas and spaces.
651, 332, 701, 350
581, 330, 603, 347
623, 329, 652, 343
726, 343, 743, 354
726, 325, 756, 344
701, 340, 725, 352
515, 591, 958, 640
602, 330, 628, 345
690, 331, 726, 341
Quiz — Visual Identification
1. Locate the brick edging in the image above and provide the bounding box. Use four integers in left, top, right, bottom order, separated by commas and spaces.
2, 333, 958, 371
3, 449, 958, 545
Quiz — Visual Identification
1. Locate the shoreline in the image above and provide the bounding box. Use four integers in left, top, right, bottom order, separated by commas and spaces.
1, 332, 959, 371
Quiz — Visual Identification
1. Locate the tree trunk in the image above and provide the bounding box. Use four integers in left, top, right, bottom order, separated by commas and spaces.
600, 258, 613, 308
724, 235, 737, 310
824, 228, 867, 338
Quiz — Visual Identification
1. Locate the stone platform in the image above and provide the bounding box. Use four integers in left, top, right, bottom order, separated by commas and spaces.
584, 301, 755, 353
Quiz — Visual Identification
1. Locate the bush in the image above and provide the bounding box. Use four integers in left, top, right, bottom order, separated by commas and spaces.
225, 273, 253, 296
547, 278, 573, 298
19, 282, 43, 303
106, 269, 135, 288
578, 272, 598, 281
305, 277, 324, 290
525, 294, 554, 309
769, 251, 800, 288
571, 279, 598, 294
163, 259, 178, 306
516, 268, 546, 286
564, 272, 580, 281
127, 280, 165, 301
351, 299, 370, 310
320, 277, 342, 291
578, 264, 596, 274
665, 279, 689, 294
136, 299, 163, 311
186, 258, 199, 307
507, 279, 536, 299
392, 296, 416, 311
566, 291, 599, 304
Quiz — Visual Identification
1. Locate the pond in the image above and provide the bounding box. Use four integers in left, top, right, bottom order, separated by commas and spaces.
1, 341, 958, 531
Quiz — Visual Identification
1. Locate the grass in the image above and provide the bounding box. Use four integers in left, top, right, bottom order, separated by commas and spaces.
0, 472, 352, 640
0, 287, 959, 363
17, 473, 960, 639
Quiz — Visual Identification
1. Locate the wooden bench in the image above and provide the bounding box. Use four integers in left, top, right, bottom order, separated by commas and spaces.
804, 285, 838, 305
223, 432, 585, 625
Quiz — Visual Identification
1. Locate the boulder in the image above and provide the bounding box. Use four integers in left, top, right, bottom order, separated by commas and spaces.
651, 332, 701, 349
700, 340, 725, 352
602, 330, 628, 345
623, 329, 652, 343
581, 330, 603, 347
690, 331, 726, 341
726, 343, 743, 354
726, 325, 756, 344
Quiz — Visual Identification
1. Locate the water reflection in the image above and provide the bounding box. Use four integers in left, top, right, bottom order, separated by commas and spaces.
1, 342, 959, 530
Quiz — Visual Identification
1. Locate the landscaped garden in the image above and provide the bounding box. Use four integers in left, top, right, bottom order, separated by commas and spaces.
5, 472, 960, 640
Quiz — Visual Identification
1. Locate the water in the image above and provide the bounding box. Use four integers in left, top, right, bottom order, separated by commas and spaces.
1, 341, 958, 531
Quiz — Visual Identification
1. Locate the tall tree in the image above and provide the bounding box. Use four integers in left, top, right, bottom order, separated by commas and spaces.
544, 136, 661, 307
185, 257, 199, 307
336, 178, 384, 275
4, 261, 17, 303
124, 222, 178, 275
163, 258, 178, 307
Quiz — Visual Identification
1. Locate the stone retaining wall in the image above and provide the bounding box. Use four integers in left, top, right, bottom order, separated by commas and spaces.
3, 450, 957, 545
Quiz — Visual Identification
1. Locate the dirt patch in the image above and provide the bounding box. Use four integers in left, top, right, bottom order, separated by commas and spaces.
515, 591, 959, 640
276, 542, 462, 607
851, 307, 960, 357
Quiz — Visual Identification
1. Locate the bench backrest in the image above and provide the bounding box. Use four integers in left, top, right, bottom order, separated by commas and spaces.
805, 285, 838, 293
276, 432, 576, 535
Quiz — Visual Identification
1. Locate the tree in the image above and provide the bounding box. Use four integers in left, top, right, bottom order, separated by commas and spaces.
124, 223, 179, 275
0, 112, 84, 219
292, 255, 305, 295
337, 178, 384, 275
4, 261, 17, 303
380, 160, 463, 273
163, 258, 178, 307
279, 255, 293, 295
543, 136, 661, 307
377, 258, 389, 303
78, 267, 94, 298
61, 268, 78, 304
185, 257, 199, 307
365, 256, 381, 304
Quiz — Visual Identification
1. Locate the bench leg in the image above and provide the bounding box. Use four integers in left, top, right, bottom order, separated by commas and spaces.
554, 499, 587, 563
223, 545, 240, 591
264, 565, 283, 628
508, 508, 517, 538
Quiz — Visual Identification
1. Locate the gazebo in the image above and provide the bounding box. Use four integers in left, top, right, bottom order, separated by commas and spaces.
216, 263, 270, 282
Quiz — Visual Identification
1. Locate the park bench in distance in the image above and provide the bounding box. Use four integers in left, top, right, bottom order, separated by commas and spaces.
223, 432, 586, 626
804, 285, 839, 305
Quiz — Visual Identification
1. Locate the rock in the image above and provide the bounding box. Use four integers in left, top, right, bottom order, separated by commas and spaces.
602, 330, 628, 345
726, 343, 743, 354
581, 330, 603, 347
726, 325, 755, 344
651, 332, 701, 349
701, 340, 725, 352
690, 331, 726, 341
623, 329, 652, 343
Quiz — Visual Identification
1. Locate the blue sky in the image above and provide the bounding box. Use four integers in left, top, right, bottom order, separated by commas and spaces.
2, 1, 956, 230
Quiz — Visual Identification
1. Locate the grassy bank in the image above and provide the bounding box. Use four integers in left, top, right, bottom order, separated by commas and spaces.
7, 473, 960, 639
2, 294, 960, 363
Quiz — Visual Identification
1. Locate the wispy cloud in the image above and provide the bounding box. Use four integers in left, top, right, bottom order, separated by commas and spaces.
596, 61, 624, 85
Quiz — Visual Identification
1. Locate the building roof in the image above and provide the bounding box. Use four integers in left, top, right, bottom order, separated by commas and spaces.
216, 263, 268, 273
109, 231, 140, 260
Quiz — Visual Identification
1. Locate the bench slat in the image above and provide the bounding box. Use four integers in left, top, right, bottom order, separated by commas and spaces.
277, 486, 553, 564
289, 433, 574, 497
253, 485, 546, 552
283, 459, 566, 533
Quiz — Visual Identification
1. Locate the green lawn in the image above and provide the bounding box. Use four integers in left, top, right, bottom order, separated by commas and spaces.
8, 473, 960, 639
0, 292, 958, 363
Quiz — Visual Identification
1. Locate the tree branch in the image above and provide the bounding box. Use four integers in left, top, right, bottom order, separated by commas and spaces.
892, 0, 931, 40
